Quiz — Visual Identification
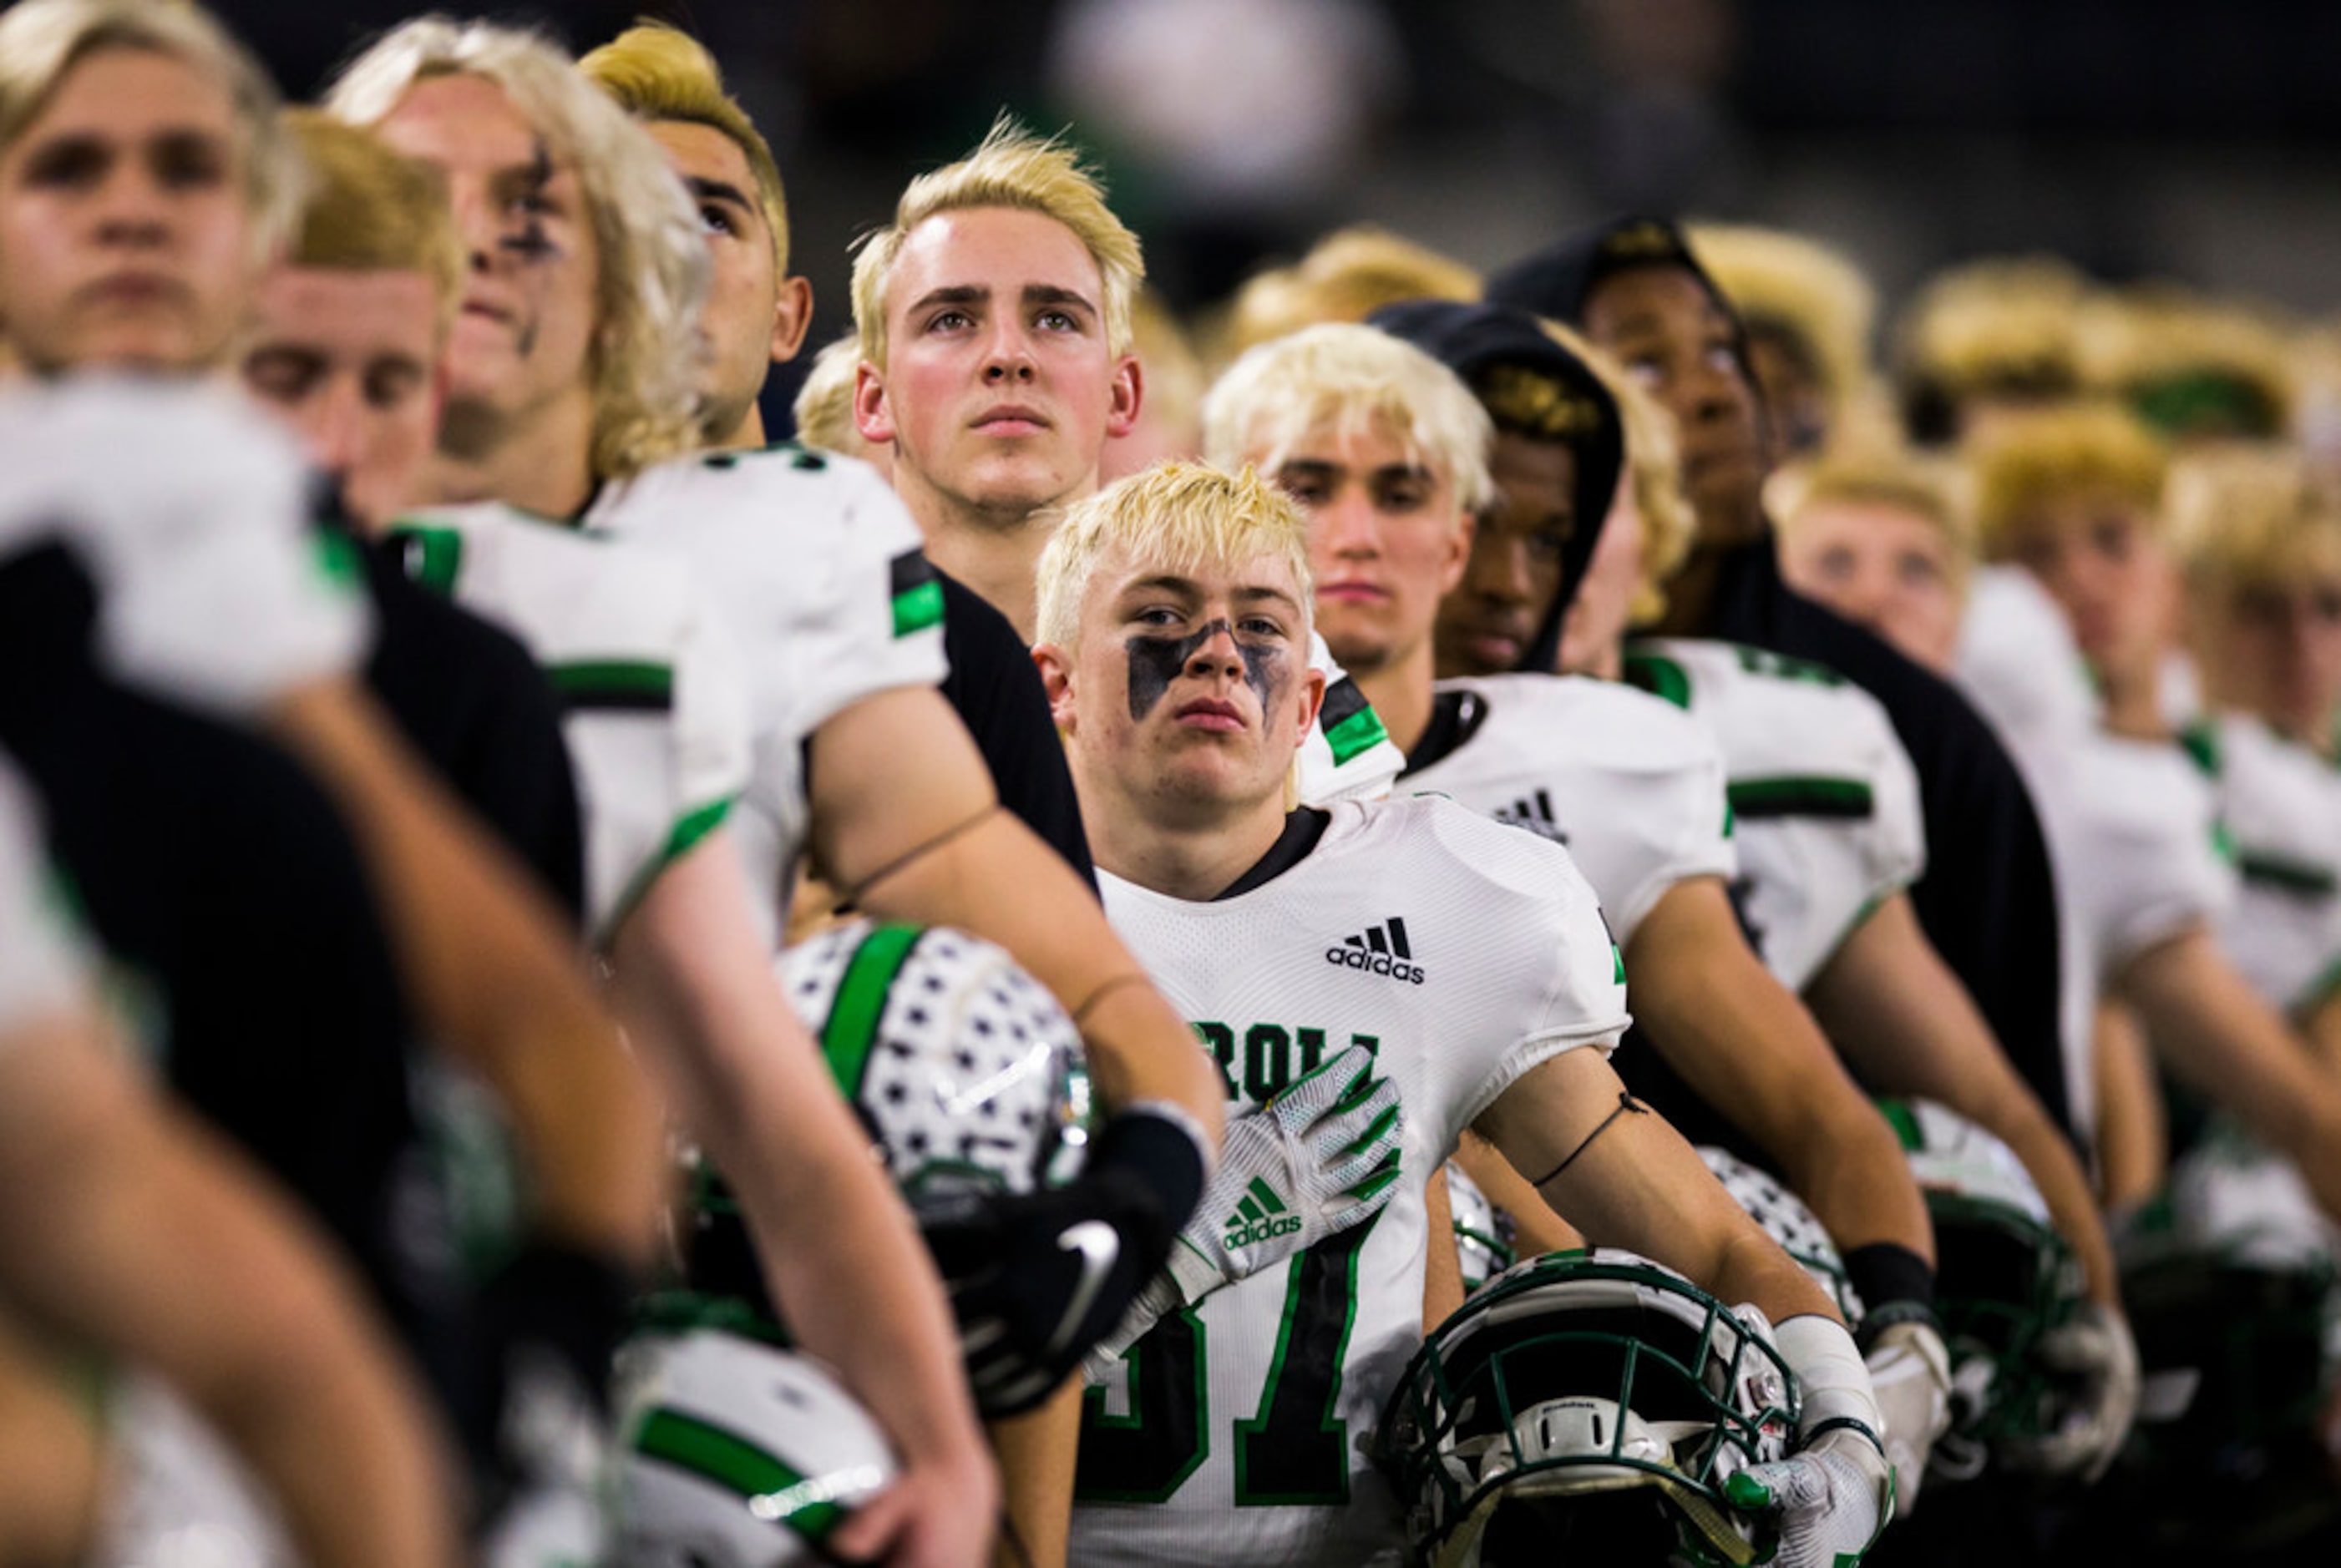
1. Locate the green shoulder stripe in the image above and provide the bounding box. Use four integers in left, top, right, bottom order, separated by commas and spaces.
2240, 848, 2335, 898
1622, 650, 1693, 711
1320, 677, 1392, 767
822, 923, 924, 1100
548, 660, 674, 712
600, 797, 734, 945
389, 524, 464, 596
889, 549, 944, 638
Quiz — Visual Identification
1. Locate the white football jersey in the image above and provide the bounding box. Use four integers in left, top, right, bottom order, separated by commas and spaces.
1625, 638, 1927, 993
2198, 715, 2341, 1014
1296, 632, 1406, 806
1397, 673, 1736, 946
585, 445, 949, 941
0, 755, 84, 1034
389, 507, 752, 944
1072, 796, 1629, 1566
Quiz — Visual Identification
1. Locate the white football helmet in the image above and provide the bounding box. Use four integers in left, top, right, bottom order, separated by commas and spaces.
1447, 1161, 1517, 1297
1378, 1249, 1797, 1568
1696, 1146, 1865, 1328
613, 1328, 899, 1566
779, 919, 1092, 1198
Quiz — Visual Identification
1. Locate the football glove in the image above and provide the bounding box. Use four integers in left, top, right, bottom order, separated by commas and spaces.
1087, 1044, 1402, 1372
1999, 1299, 2140, 1482
921, 1105, 1203, 1419
1864, 1318, 1953, 1515
1727, 1312, 1894, 1567
0, 377, 368, 713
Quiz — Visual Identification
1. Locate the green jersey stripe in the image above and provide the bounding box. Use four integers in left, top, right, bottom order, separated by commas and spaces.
1726, 776, 1874, 820
547, 660, 674, 711
822, 923, 923, 1101
889, 549, 944, 638
391, 524, 464, 595
2236, 849, 2331, 895
600, 796, 736, 947
632, 1409, 843, 1540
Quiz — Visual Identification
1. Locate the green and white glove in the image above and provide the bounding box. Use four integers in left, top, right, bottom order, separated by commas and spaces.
1727, 1313, 1895, 1568
1087, 1044, 1401, 1371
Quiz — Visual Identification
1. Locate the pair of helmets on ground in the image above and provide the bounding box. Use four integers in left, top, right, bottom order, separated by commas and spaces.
616, 919, 1092, 1565
1402, 1100, 2086, 1566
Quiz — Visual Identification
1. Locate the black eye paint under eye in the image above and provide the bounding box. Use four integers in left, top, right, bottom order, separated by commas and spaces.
1125, 618, 1290, 720
498, 139, 560, 265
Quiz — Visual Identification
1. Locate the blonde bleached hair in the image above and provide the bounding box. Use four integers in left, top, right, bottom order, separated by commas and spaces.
326, 15, 708, 482
1202, 321, 1494, 520
2170, 444, 2341, 589
578, 22, 791, 276
1130, 286, 1203, 443
1215, 225, 1482, 365
1774, 441, 1978, 592
0, 0, 301, 262
281, 109, 464, 335
791, 332, 875, 462
1035, 461, 1314, 654
2080, 285, 2295, 442
850, 115, 1144, 367
1690, 221, 1877, 424
1968, 402, 2171, 560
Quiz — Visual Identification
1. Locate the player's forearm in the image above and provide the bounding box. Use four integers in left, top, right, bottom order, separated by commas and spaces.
859, 811, 1225, 1136
1452, 1130, 1584, 1256
1809, 901, 2114, 1302
0, 1036, 459, 1568
988, 1379, 1082, 1568
2121, 929, 2341, 1179
266, 682, 666, 1267
1422, 1166, 1467, 1330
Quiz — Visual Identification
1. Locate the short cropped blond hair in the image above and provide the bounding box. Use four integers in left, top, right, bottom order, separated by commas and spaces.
579, 23, 791, 276
792, 333, 874, 462
1776, 442, 1977, 588
327, 16, 707, 482
281, 110, 464, 334
1969, 402, 2170, 559
1217, 225, 1482, 363
1202, 321, 1493, 519
851, 116, 1144, 367
0, 0, 301, 260
1035, 461, 1314, 653
1131, 286, 1204, 443
2170, 445, 2341, 589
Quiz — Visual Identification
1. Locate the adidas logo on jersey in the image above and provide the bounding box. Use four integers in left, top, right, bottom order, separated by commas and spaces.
1495, 788, 1569, 846
1224, 1177, 1303, 1248
1325, 917, 1426, 984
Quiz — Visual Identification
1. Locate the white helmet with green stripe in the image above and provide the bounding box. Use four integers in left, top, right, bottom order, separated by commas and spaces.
779, 919, 1092, 1199
614, 1326, 898, 1565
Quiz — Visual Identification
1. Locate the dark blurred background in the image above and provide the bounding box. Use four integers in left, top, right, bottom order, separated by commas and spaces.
213, 0, 2341, 416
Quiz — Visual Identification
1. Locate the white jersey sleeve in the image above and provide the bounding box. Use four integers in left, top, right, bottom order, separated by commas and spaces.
2199, 715, 2341, 1014
2056, 730, 2237, 979
390, 506, 752, 944
0, 756, 89, 1034
1295, 630, 1406, 805
586, 445, 949, 933
1625, 638, 1928, 992
1399, 674, 1736, 947
1074, 797, 1625, 1566
1955, 565, 2098, 752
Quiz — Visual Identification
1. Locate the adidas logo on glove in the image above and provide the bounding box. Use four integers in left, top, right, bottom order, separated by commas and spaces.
1223, 1177, 1305, 1248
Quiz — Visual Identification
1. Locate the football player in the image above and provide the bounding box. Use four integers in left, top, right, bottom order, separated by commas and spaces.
0, 5, 672, 1528
297, 28, 996, 1562
1035, 459, 1892, 1565
0, 756, 458, 1568
1489, 218, 2075, 1146
1203, 317, 1957, 1505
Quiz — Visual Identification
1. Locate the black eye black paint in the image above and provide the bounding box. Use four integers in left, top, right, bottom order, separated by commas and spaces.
1124, 619, 1289, 720
497, 139, 559, 359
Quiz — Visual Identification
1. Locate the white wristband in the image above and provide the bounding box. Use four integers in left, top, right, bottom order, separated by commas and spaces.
1776, 1312, 1887, 1446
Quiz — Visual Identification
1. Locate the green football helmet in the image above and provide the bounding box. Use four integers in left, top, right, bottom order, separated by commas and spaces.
2110, 1120, 2340, 1554
1376, 1249, 1798, 1568
1878, 1096, 2083, 1480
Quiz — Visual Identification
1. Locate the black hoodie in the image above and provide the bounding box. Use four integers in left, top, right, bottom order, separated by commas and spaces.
1490, 216, 2078, 1141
